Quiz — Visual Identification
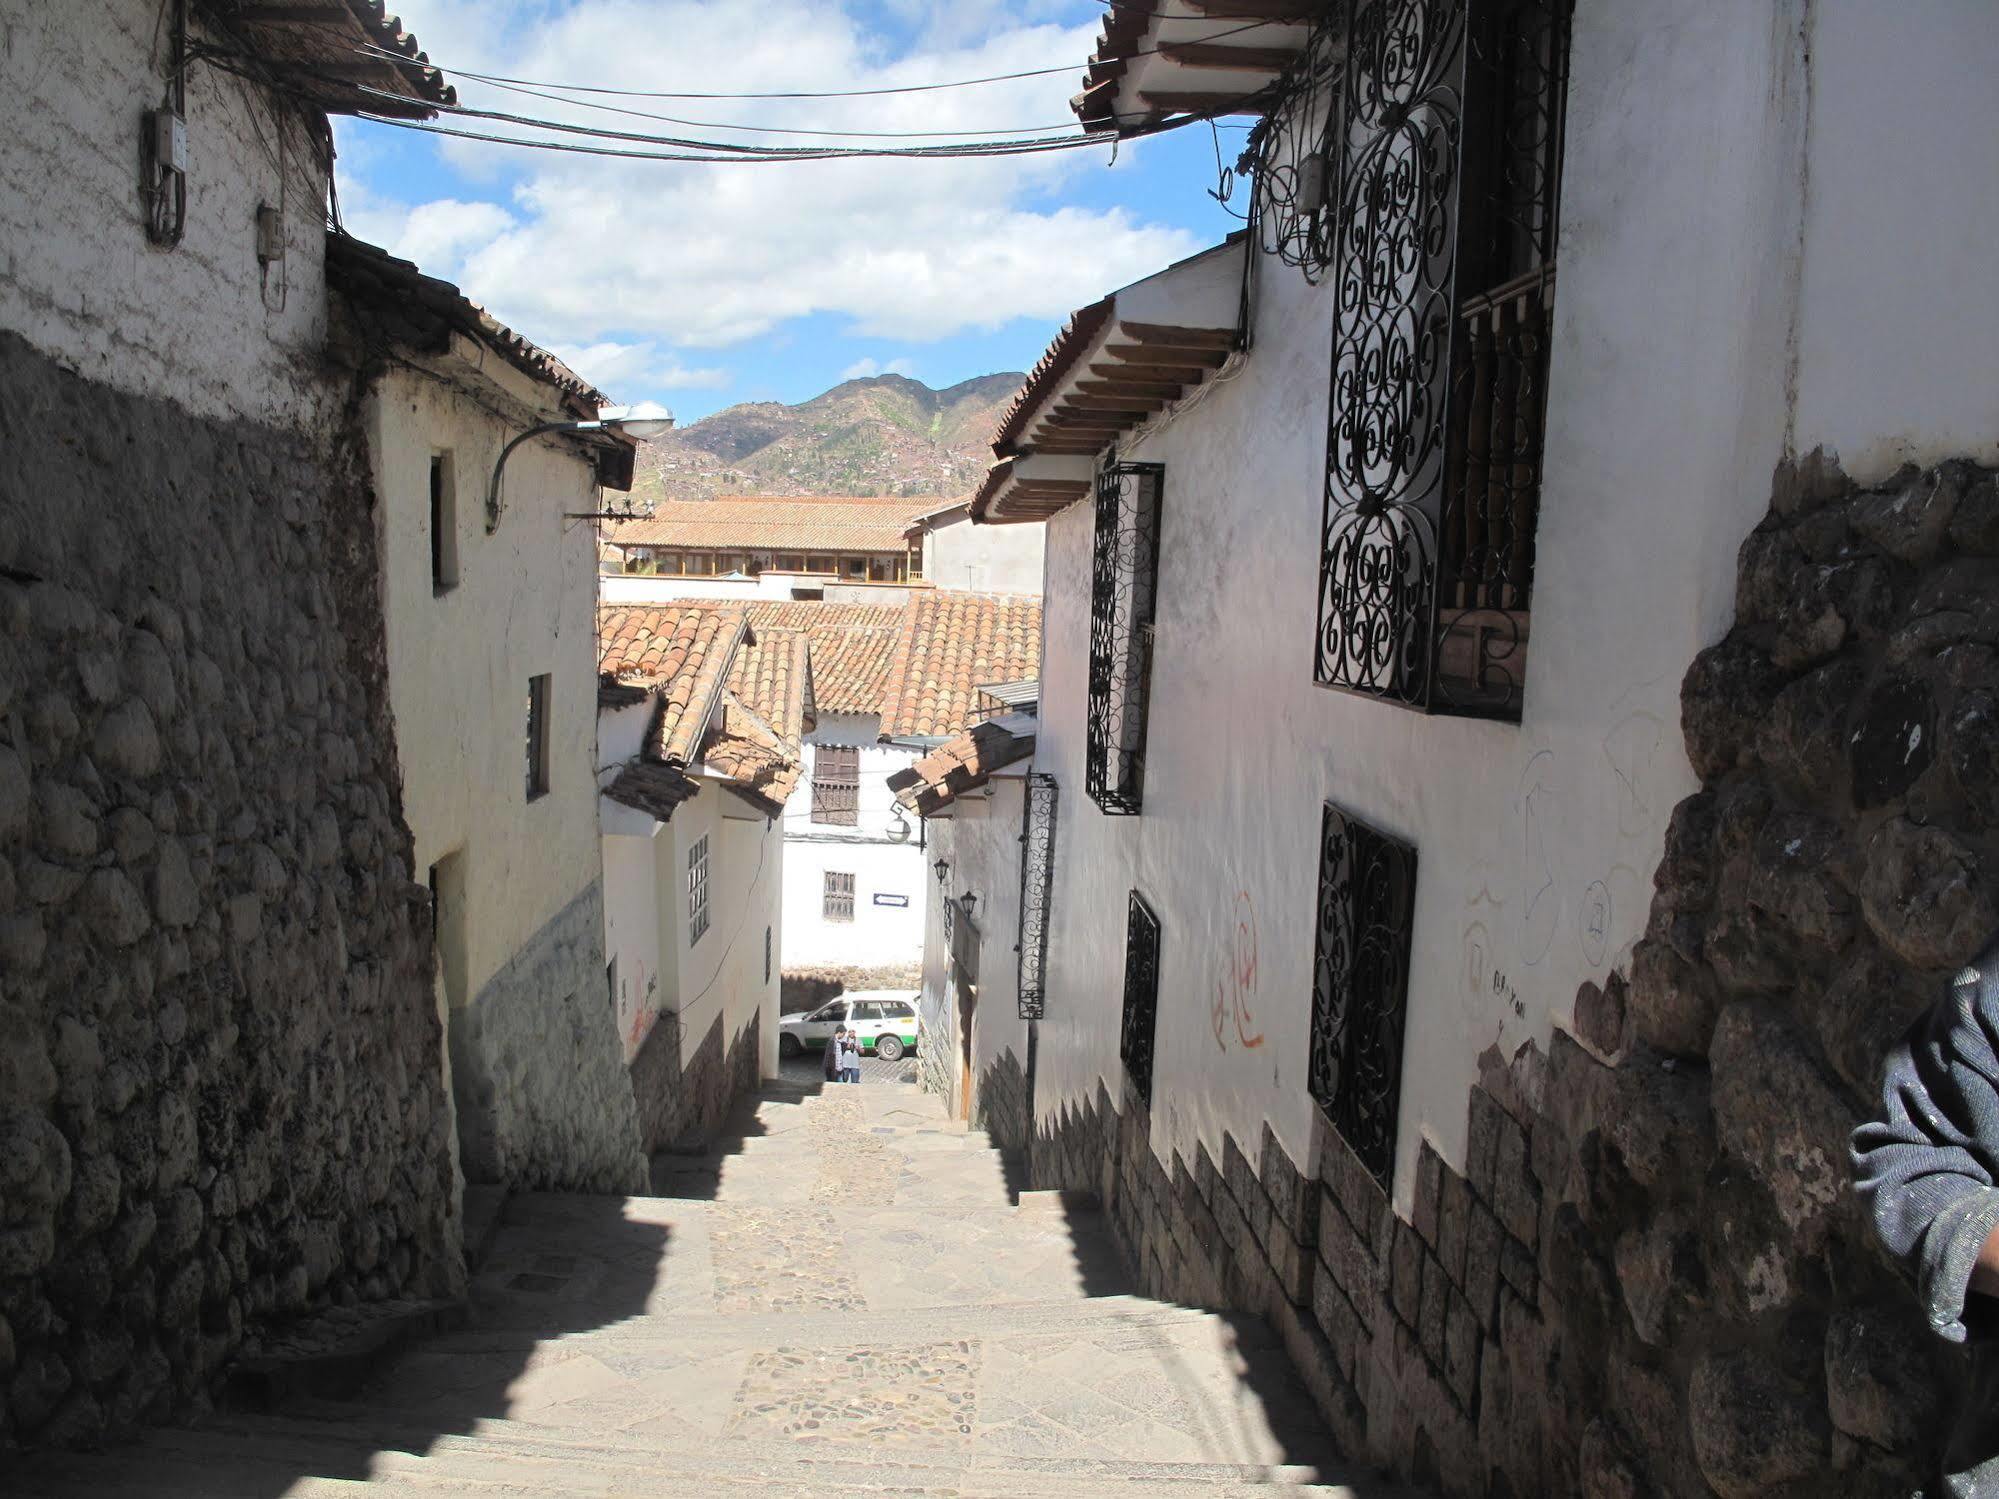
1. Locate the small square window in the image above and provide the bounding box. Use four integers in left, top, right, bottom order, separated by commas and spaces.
824, 871, 855, 923
525, 674, 551, 800
688, 834, 711, 945
811, 745, 860, 827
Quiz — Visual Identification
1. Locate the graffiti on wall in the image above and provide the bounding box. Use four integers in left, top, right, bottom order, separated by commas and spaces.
1211, 890, 1266, 1052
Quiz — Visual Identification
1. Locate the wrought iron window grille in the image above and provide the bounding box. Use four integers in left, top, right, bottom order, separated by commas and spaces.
1246, 13, 1348, 283
1086, 460, 1165, 816
1120, 891, 1162, 1107
1014, 773, 1058, 1020
1308, 801, 1418, 1188
687, 834, 711, 946
823, 870, 855, 923
1303, 0, 1571, 721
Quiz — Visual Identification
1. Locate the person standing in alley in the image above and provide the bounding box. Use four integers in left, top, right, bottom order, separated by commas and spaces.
1853, 935, 1999, 1497
839, 1028, 862, 1084
823, 1026, 843, 1085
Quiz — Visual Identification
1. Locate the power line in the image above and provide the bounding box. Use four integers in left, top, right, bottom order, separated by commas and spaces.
346, 10, 1296, 107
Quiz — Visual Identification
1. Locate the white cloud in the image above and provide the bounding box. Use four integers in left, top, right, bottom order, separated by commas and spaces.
345, 1, 1204, 396
839, 355, 917, 380
552, 340, 731, 393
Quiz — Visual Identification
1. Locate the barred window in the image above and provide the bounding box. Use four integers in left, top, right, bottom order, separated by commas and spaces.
1119, 891, 1161, 1105
1087, 461, 1164, 815
1015, 774, 1058, 1020
687, 834, 710, 946
811, 745, 860, 826
764, 925, 772, 983
1314, 0, 1572, 720
1308, 802, 1418, 1187
824, 871, 855, 923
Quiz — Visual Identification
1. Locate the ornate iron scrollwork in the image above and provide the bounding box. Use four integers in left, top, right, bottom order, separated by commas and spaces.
1309, 0, 1570, 721
1309, 802, 1418, 1188
1086, 461, 1164, 816
1120, 890, 1162, 1107
1014, 774, 1058, 1021
1316, 0, 1466, 708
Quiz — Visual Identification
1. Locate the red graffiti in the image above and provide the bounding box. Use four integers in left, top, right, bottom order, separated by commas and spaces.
1212, 891, 1265, 1051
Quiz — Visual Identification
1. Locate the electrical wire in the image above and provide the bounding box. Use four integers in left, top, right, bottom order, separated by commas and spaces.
343, 9, 1298, 107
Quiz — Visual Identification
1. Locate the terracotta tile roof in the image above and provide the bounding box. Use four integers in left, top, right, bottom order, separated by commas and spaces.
744, 602, 904, 717
605, 497, 934, 555
991, 298, 1113, 457
328, 234, 609, 413
878, 593, 1043, 740
228, 1, 456, 120
699, 628, 810, 813
888, 718, 1037, 816
604, 761, 699, 821
597, 604, 750, 765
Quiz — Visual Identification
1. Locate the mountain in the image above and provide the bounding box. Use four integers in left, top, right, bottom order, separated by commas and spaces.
630, 372, 1024, 504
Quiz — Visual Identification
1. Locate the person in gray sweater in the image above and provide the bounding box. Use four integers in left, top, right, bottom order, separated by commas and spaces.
1853, 937, 1999, 1497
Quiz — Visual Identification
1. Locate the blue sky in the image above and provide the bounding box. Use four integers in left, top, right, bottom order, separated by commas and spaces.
336, 0, 1245, 421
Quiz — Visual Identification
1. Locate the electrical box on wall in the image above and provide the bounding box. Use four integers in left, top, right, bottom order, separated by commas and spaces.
256, 204, 285, 265
149, 109, 188, 175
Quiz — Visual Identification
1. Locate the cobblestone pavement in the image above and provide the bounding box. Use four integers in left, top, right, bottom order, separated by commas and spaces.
778, 1046, 920, 1086
17, 1084, 1416, 1497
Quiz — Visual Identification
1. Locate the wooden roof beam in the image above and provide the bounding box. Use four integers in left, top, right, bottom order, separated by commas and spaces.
1181, 0, 1322, 18
1072, 379, 1186, 400
1155, 42, 1300, 71
1058, 394, 1168, 413
1089, 360, 1211, 384
1137, 91, 1274, 117
1116, 321, 1237, 348
1102, 344, 1230, 369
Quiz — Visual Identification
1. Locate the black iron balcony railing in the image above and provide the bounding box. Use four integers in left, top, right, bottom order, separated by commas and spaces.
1086, 461, 1164, 815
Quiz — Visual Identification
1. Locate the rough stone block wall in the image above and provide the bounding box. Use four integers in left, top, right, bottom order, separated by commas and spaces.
630, 1009, 762, 1156
972, 1048, 1029, 1153
450, 883, 645, 1195
1029, 457, 1998, 1498
0, 333, 456, 1450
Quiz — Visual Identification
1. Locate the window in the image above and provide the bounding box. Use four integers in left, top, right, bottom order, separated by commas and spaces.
684, 552, 713, 576
1314, 0, 1572, 720
776, 553, 804, 572
823, 871, 855, 922
811, 745, 860, 826
687, 834, 710, 945
1309, 802, 1418, 1188
1016, 773, 1058, 1020
1086, 461, 1164, 816
429, 452, 459, 593
907, 545, 924, 580
658, 551, 682, 575
1119, 891, 1161, 1105
845, 558, 867, 579
850, 1000, 883, 1021
525, 674, 551, 800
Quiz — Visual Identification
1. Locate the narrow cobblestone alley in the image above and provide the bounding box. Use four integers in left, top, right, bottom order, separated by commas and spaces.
17, 1082, 1415, 1497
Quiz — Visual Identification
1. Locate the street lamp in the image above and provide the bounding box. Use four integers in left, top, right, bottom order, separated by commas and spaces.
932, 856, 951, 887
487, 402, 675, 532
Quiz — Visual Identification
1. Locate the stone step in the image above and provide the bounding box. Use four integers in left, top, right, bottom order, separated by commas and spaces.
13, 1412, 1412, 1497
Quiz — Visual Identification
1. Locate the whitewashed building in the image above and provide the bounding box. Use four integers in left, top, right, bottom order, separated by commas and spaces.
331, 237, 647, 1197
904, 498, 1046, 595
932, 5, 1999, 1496
597, 605, 796, 1150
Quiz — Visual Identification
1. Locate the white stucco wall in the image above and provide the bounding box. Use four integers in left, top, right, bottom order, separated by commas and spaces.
923, 510, 1046, 595
600, 775, 782, 1075
0, 2, 333, 427
915, 775, 1031, 1115
778, 715, 927, 969
1787, 0, 1999, 481
1023, 0, 1999, 1211
370, 360, 606, 1013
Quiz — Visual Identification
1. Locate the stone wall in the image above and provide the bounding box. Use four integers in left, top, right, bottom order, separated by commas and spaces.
781, 961, 922, 1007
972, 1047, 1030, 1154
0, 333, 457, 1449
630, 1009, 762, 1156
450, 883, 645, 1195
1026, 458, 1998, 1497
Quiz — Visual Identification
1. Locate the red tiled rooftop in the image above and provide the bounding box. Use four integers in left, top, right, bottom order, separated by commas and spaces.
878, 593, 1042, 741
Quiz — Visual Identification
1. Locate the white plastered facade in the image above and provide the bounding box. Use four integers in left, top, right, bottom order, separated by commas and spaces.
779, 714, 927, 972
955, 0, 1999, 1212
0, 2, 335, 428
